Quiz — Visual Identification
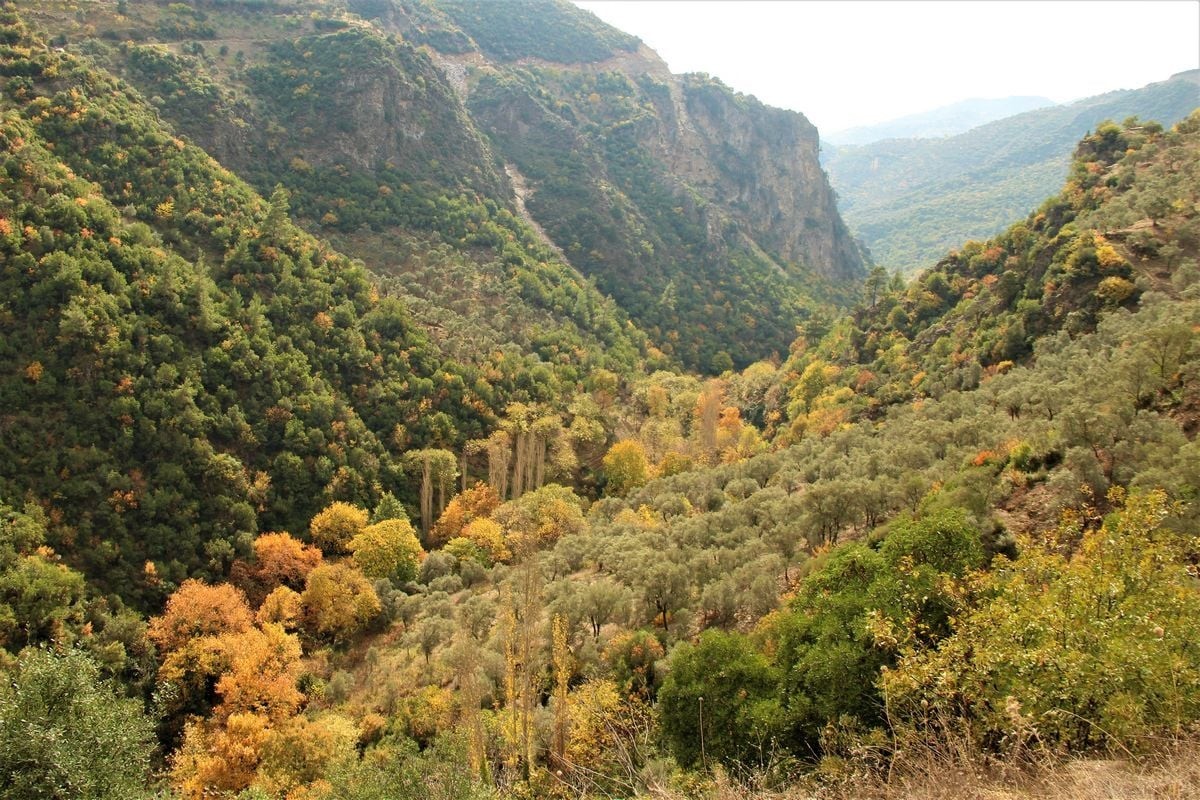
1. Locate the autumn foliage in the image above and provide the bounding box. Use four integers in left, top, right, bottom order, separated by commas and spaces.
308, 502, 369, 555
147, 580, 254, 655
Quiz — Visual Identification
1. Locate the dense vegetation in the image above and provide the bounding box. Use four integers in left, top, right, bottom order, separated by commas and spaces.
1, 2, 1199, 799
825, 70, 1200, 274
467, 66, 847, 371
431, 0, 640, 63
31, 0, 864, 373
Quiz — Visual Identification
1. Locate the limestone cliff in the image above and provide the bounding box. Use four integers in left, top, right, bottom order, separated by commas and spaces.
29, 0, 865, 372
407, 0, 866, 369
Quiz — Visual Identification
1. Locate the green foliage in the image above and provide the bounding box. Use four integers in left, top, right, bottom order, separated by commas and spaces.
467, 66, 857, 371
349, 518, 424, 583
658, 629, 785, 768
0, 502, 84, 652
778, 113, 1200, 433
0, 647, 156, 799
317, 733, 493, 800
886, 490, 1200, 750
826, 72, 1200, 274
432, 0, 639, 63
601, 439, 651, 497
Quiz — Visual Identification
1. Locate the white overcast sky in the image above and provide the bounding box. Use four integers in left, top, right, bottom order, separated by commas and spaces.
573, 1, 1200, 135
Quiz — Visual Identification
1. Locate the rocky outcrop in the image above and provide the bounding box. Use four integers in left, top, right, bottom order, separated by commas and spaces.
439, 20, 865, 369
59, 0, 865, 371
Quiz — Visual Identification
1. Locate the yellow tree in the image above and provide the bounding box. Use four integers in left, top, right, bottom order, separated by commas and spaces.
431, 483, 501, 546
252, 532, 323, 589
551, 614, 572, 770
212, 623, 304, 724
493, 484, 585, 551
458, 517, 510, 564
256, 585, 302, 629
147, 579, 254, 656
301, 562, 382, 642
601, 440, 651, 497
255, 713, 358, 797
172, 711, 269, 799
348, 518, 424, 583
308, 502, 369, 555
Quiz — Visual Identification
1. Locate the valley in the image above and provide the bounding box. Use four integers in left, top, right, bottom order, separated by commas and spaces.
0, 2, 1197, 799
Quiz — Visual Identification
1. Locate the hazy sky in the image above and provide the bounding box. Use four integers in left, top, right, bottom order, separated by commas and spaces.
573, 1, 1200, 135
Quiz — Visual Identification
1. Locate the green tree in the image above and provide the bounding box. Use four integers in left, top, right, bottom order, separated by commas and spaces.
658, 630, 785, 768
0, 647, 155, 799
886, 490, 1200, 750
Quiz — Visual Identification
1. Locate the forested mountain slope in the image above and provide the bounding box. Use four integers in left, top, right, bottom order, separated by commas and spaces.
20, 0, 865, 372
825, 70, 1200, 274
770, 114, 1200, 440
17, 0, 660, 380
71, 112, 1191, 799
0, 5, 663, 605
3, 2, 1200, 798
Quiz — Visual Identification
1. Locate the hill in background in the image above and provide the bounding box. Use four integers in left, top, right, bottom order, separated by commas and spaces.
825, 94, 1055, 146
825, 70, 1199, 274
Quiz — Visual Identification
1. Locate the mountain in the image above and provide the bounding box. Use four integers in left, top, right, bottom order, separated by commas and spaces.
4, 0, 1200, 791
0, 0, 870, 600
20, 0, 866, 372
825, 70, 1200, 275
825, 95, 1055, 146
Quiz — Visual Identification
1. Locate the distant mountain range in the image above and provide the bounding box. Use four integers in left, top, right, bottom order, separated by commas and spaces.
825, 95, 1055, 146
824, 70, 1200, 274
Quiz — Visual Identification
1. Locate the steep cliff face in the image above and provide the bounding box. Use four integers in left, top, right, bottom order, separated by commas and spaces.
679, 77, 863, 283
24, 0, 865, 372
411, 0, 866, 369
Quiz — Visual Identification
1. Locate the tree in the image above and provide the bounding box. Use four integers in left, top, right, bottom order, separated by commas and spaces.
249, 532, 323, 594
560, 679, 651, 795
301, 563, 382, 642
308, 502, 370, 555
349, 518, 424, 583
0, 554, 85, 651
864, 265, 889, 308
256, 713, 358, 797
172, 711, 269, 798
457, 518, 509, 565
658, 630, 785, 768
550, 615, 571, 768
602, 630, 664, 700
212, 623, 304, 723
885, 490, 1200, 750
577, 576, 632, 640
640, 561, 690, 634
492, 484, 585, 553
403, 450, 459, 544
256, 586, 302, 629
147, 579, 254, 656
693, 380, 724, 456
0, 647, 155, 799
601, 440, 650, 497
255, 532, 323, 581
431, 483, 500, 547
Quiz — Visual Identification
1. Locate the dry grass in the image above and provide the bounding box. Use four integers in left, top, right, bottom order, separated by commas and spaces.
845, 739, 1200, 800
637, 739, 1200, 800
